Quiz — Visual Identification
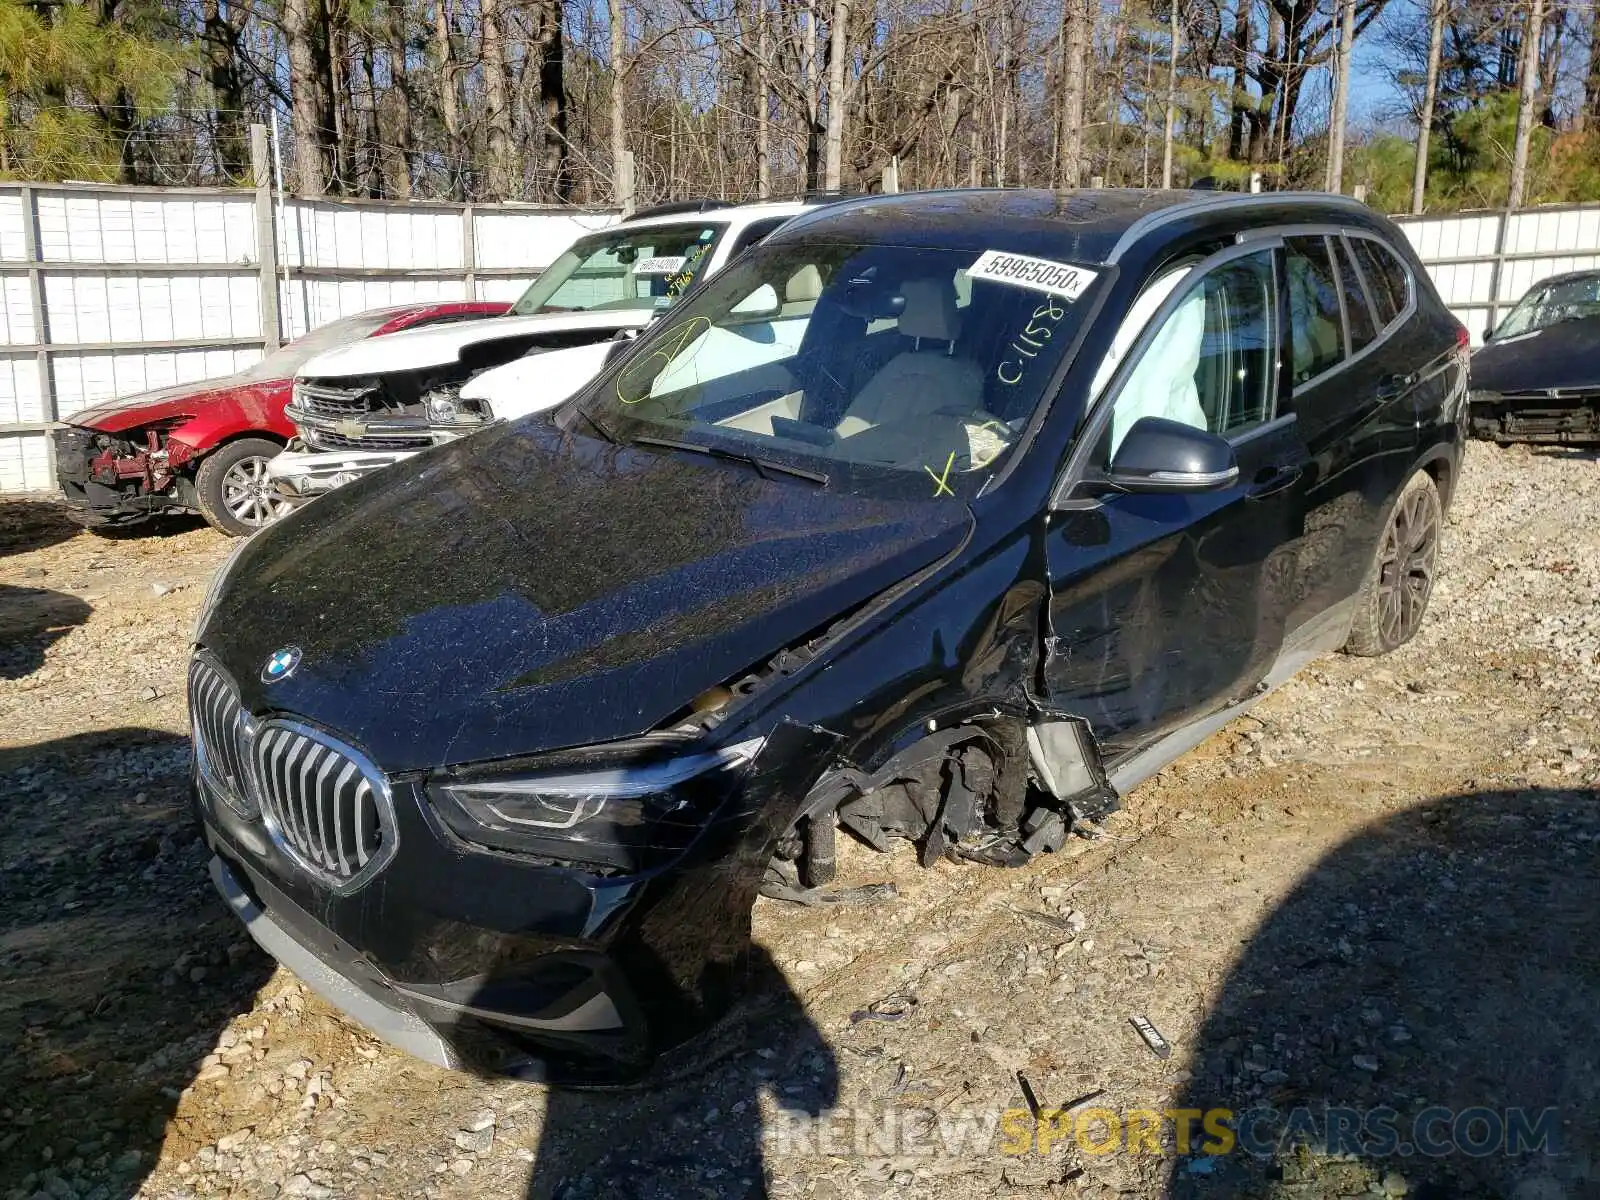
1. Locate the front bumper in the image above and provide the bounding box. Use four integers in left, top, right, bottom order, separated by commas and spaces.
265, 446, 419, 499
194, 722, 835, 1082
209, 854, 461, 1069
51, 425, 185, 525
1470, 392, 1600, 443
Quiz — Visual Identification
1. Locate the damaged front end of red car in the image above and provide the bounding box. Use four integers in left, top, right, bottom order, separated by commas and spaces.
53, 418, 199, 529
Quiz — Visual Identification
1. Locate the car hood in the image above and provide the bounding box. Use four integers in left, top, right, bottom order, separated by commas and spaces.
67, 377, 259, 433
297, 310, 648, 380
202, 418, 972, 772
459, 341, 614, 417
1472, 317, 1600, 394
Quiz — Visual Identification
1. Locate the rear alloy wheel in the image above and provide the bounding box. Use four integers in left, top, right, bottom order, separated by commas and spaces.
195, 438, 293, 537
1345, 470, 1442, 656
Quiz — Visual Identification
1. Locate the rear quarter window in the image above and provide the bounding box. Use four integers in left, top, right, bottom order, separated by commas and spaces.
1333, 238, 1378, 351
1350, 238, 1410, 328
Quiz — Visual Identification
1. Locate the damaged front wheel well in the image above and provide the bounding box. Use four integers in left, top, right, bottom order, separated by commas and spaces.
764, 711, 1119, 902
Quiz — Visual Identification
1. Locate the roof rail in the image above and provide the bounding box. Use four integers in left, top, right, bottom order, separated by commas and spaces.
622, 199, 736, 222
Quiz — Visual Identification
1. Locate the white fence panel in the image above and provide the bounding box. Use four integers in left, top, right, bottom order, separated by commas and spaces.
0, 195, 29, 263
280, 277, 470, 339
34, 193, 257, 264
1397, 202, 1600, 344
280, 202, 465, 270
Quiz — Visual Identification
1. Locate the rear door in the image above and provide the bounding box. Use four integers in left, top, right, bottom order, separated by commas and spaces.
1043, 241, 1311, 762
1278, 232, 1425, 641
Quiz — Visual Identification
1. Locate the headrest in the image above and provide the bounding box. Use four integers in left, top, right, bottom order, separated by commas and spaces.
785, 265, 823, 303
898, 277, 961, 342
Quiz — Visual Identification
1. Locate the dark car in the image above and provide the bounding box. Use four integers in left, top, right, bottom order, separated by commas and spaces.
51, 302, 509, 536
1469, 269, 1600, 444
190, 189, 1468, 1083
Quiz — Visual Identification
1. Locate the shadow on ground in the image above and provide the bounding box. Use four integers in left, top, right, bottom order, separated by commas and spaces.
0, 499, 83, 557
514, 945, 840, 1200
0, 729, 274, 1195
0, 585, 92, 680
1171, 786, 1600, 1199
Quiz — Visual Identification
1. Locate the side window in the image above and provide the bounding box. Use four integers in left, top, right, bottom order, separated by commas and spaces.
1350, 237, 1409, 327
1333, 237, 1377, 351
727, 217, 789, 259
1104, 249, 1277, 459
1284, 236, 1345, 385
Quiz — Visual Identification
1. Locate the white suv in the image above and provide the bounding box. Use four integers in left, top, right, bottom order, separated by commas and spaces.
268, 200, 812, 501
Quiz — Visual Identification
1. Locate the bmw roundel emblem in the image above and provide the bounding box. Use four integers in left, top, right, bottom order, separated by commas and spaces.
261, 646, 302, 683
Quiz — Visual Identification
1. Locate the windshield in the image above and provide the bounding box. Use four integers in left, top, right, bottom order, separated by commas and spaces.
511, 223, 725, 316
1494, 274, 1600, 338
242, 311, 401, 379
566, 239, 1104, 500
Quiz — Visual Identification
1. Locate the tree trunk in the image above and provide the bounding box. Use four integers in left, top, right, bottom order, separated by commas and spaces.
534, 0, 569, 201
1161, 0, 1180, 188
432, 0, 461, 146
1585, 5, 1600, 132
1507, 0, 1545, 209
822, 0, 848, 190
377, 0, 412, 199
1227, 0, 1250, 161
283, 0, 332, 195
757, 0, 771, 197
1411, 0, 1445, 213
1058, 0, 1088, 187
1325, 0, 1355, 191
202, 0, 251, 182
481, 0, 515, 198
996, 0, 1012, 186
609, 0, 628, 207
802, 0, 822, 189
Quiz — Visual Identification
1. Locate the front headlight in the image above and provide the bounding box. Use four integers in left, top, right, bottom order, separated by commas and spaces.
193, 537, 251, 642
428, 735, 765, 873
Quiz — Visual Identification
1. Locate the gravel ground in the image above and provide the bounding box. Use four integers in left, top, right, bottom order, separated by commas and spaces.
1, 441, 1596, 1200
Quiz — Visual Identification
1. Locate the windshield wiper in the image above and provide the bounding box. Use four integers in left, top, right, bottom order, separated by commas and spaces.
632, 435, 829, 487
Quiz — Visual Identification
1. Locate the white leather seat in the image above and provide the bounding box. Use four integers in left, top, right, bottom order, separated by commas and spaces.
837, 277, 984, 437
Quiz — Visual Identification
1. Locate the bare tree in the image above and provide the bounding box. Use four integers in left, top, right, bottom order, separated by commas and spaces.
481, 0, 515, 198
823, 0, 850, 189
1057, 0, 1089, 187
609, 0, 630, 209
1326, 0, 1356, 191
1507, 0, 1544, 208
283, 0, 333, 194
1161, 0, 1180, 187
1410, 0, 1447, 212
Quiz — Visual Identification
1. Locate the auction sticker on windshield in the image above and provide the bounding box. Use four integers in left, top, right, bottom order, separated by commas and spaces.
968, 250, 1098, 300
633, 256, 688, 276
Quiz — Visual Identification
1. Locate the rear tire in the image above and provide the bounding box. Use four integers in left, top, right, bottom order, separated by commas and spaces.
1344, 470, 1442, 657
194, 438, 292, 537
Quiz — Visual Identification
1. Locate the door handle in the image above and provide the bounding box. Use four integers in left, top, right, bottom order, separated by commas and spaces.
1247, 462, 1304, 499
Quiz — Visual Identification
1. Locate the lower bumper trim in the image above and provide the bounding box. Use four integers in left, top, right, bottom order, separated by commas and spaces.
207, 854, 459, 1070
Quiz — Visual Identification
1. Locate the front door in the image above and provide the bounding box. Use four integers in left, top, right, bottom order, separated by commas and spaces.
1043, 242, 1310, 763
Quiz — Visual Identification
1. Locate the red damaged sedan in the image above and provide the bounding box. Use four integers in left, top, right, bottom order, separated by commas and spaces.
51, 301, 508, 536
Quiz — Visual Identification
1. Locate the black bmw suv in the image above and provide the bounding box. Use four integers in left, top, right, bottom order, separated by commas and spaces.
191, 189, 1468, 1083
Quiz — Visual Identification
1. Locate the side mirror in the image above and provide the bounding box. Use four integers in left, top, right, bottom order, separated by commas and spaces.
1104, 416, 1238, 493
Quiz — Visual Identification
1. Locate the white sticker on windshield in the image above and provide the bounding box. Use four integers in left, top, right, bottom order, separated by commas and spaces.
967, 250, 1098, 300
633, 255, 688, 276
